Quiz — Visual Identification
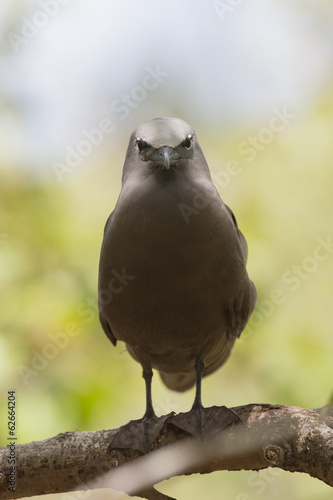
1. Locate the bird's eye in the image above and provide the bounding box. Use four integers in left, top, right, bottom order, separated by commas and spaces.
136, 137, 149, 152
182, 134, 193, 150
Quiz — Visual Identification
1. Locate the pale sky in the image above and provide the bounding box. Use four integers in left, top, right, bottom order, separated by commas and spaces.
0, 0, 333, 173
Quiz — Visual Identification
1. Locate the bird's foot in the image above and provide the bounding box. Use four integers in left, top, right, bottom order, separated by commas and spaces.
168, 405, 240, 439
108, 412, 173, 454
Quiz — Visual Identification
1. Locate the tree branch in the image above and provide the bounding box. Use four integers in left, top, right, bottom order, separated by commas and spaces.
1, 404, 332, 500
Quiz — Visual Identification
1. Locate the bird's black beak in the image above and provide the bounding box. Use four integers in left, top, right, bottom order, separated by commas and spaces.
151, 146, 180, 170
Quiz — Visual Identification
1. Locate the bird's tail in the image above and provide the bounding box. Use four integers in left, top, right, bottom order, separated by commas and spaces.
159, 371, 196, 392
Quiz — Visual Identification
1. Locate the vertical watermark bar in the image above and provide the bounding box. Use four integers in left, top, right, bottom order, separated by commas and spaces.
7, 390, 17, 493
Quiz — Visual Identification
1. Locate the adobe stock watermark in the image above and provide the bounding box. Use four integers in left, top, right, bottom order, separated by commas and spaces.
178, 106, 295, 225
63, 472, 102, 500
7, 0, 71, 53
213, 0, 244, 21
241, 234, 333, 341
236, 467, 283, 500
52, 64, 169, 182
237, 106, 295, 163
154, 396, 180, 416
17, 268, 135, 386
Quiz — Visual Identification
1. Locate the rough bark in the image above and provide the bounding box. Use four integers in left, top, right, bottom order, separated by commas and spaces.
0, 404, 332, 500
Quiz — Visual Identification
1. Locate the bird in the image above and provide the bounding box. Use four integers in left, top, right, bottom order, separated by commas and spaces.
98, 117, 256, 452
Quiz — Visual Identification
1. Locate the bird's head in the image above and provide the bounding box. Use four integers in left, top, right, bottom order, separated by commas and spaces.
122, 117, 211, 182
134, 117, 195, 170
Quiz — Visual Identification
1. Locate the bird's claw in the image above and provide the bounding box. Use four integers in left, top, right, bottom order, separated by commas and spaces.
107, 412, 174, 454
168, 405, 240, 439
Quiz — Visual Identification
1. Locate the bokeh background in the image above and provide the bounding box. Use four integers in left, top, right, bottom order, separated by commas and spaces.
1, 1, 333, 499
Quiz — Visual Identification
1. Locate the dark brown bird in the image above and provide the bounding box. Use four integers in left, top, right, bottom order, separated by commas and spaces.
98, 117, 256, 450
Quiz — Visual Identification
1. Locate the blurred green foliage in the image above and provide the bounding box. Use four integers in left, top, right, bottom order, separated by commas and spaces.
1, 98, 333, 499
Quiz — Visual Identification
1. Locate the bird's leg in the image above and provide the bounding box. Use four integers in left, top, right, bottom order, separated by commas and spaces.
189, 358, 206, 438
142, 366, 155, 417
108, 366, 171, 454
191, 358, 205, 411
138, 366, 161, 452
168, 357, 240, 439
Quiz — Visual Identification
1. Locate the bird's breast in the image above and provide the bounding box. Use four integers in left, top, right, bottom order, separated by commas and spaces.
99, 178, 245, 353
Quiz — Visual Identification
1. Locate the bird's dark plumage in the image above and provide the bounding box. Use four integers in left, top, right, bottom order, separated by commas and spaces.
98, 117, 256, 448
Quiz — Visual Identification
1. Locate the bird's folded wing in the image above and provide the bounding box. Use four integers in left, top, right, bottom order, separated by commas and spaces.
224, 203, 248, 262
